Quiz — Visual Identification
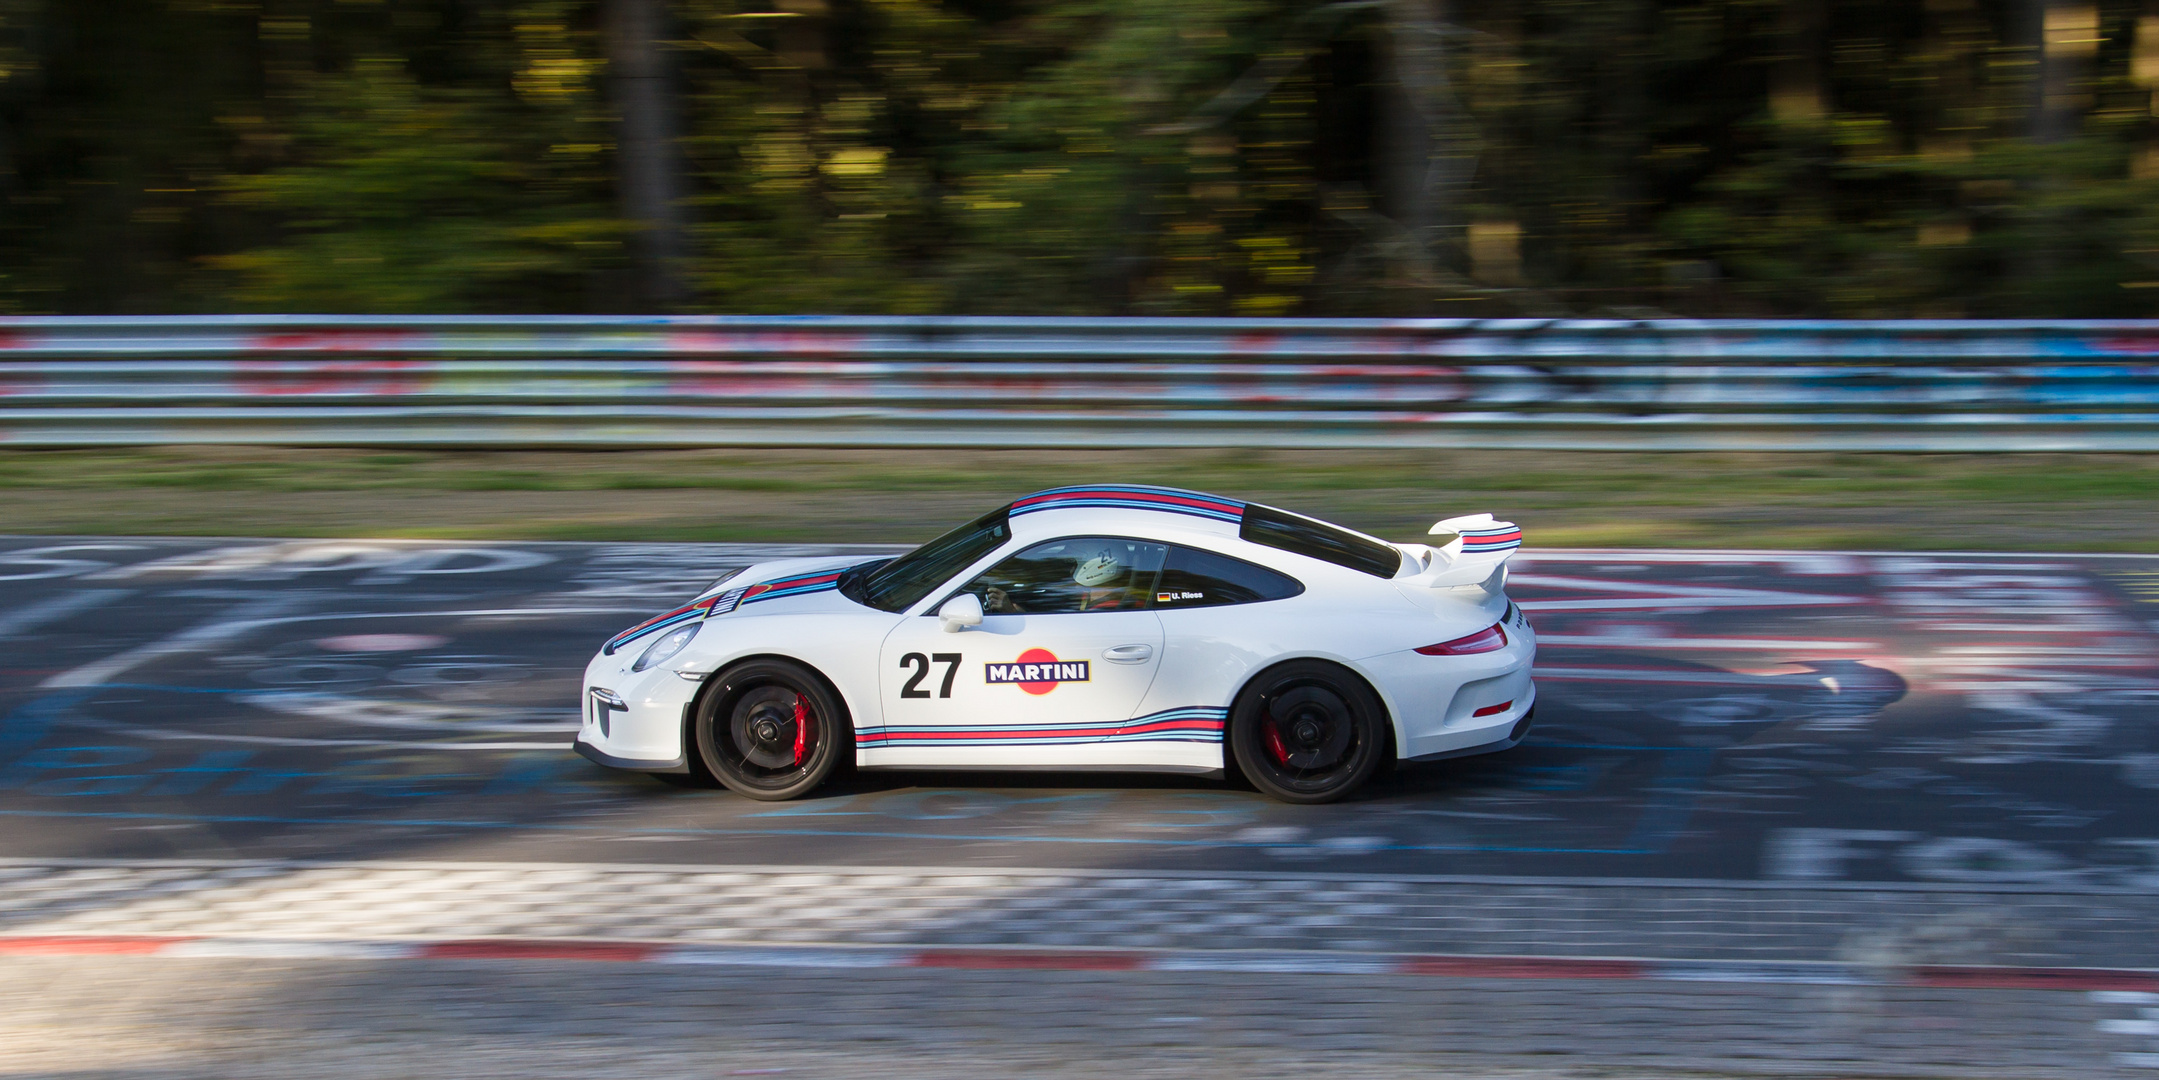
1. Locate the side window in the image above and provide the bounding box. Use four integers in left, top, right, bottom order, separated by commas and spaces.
1151, 546, 1304, 609
957, 537, 1167, 615
1238, 502, 1403, 579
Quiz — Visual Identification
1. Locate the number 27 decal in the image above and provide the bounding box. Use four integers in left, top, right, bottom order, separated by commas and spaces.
899, 652, 962, 698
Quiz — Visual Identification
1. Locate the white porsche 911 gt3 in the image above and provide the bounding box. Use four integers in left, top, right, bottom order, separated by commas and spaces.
575, 485, 1535, 804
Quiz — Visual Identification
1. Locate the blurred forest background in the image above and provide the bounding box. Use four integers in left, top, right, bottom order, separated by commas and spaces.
6, 0, 2159, 318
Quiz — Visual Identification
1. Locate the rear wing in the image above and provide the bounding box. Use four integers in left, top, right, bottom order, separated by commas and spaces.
1400, 513, 1522, 589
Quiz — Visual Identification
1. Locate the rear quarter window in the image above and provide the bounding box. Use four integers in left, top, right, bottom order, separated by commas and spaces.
1238, 503, 1404, 579
1151, 546, 1304, 609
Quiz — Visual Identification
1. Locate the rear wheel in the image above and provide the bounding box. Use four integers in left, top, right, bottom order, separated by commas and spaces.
693, 659, 850, 801
1228, 660, 1388, 804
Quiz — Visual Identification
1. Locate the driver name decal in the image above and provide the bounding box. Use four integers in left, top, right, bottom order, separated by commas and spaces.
986, 647, 1090, 695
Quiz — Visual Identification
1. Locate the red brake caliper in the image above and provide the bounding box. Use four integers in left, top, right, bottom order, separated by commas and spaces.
1262, 721, 1289, 766
791, 694, 812, 766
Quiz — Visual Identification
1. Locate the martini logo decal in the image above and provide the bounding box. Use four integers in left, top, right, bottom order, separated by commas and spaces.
985, 648, 1090, 696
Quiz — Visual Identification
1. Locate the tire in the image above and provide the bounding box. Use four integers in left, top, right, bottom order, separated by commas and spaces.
692, 658, 852, 801
1228, 660, 1389, 804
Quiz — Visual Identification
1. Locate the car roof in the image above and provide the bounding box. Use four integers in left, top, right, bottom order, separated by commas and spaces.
1005, 484, 1247, 534
1001, 484, 1401, 560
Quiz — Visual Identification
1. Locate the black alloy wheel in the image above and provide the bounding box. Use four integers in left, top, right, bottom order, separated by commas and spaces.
694, 658, 850, 801
1228, 660, 1389, 804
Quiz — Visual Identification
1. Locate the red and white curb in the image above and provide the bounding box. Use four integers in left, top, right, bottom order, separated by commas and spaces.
4, 934, 2156, 991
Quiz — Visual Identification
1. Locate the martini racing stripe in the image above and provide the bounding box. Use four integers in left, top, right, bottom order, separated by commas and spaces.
856, 706, 1226, 748
602, 569, 842, 654
1459, 524, 1522, 553
739, 570, 844, 604
1103, 706, 1228, 743
1009, 485, 1246, 524
602, 595, 719, 655
856, 724, 1114, 748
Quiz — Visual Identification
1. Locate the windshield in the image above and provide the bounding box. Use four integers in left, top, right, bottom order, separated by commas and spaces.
841, 508, 1012, 612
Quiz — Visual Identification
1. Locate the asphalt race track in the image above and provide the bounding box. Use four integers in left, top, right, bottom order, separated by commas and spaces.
3, 536, 2155, 887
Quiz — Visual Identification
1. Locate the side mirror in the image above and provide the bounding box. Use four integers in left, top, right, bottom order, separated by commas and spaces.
938, 593, 984, 633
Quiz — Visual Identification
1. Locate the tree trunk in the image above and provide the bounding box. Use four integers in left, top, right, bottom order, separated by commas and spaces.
2135, 3, 2159, 177
1920, 0, 1979, 159
1377, 0, 1443, 285
606, 0, 688, 309
1769, 0, 1826, 124
2033, 0, 2099, 142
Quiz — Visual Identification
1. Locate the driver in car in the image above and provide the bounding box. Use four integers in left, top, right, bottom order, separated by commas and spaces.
1072, 548, 1132, 611
984, 546, 1134, 613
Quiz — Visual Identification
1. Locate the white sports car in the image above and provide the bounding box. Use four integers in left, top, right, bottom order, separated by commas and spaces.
575, 485, 1535, 804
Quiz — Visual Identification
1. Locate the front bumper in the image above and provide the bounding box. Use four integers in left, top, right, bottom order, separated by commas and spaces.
574, 737, 690, 774
573, 646, 703, 772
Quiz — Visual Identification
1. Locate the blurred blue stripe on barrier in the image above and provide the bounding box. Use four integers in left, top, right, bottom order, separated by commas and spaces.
0, 316, 2155, 450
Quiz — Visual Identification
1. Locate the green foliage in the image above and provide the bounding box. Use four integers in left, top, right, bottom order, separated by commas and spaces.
6, 0, 2159, 316
676, 0, 1317, 314
211, 56, 626, 311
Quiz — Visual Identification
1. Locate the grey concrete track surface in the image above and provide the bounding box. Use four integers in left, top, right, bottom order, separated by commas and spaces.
2, 955, 2149, 1080
1, 537, 2154, 885
4, 537, 2159, 1078
3, 858, 2156, 968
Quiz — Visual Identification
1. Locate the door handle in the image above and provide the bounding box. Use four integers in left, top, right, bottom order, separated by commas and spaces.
1103, 644, 1154, 664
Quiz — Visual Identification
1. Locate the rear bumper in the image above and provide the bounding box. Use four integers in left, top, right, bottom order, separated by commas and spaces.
1359, 618, 1535, 761
573, 738, 690, 775
1407, 705, 1534, 763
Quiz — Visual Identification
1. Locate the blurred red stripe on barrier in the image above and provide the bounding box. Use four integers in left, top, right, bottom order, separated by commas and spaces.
415, 940, 661, 962
230, 358, 430, 397
248, 332, 425, 352
0, 935, 192, 955
1909, 965, 2159, 991
666, 332, 865, 354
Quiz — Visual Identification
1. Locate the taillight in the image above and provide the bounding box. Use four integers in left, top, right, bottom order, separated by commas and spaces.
1415, 622, 1508, 656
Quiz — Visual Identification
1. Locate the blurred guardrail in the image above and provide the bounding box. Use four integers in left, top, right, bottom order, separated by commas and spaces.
1, 315, 2156, 450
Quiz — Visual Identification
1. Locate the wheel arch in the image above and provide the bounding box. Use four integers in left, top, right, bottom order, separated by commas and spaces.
682, 652, 859, 765
1229, 654, 1400, 762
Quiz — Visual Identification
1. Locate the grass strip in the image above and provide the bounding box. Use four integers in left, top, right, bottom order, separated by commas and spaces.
0, 446, 2151, 551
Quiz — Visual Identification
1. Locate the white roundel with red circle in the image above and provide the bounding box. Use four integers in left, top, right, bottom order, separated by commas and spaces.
986, 648, 1090, 695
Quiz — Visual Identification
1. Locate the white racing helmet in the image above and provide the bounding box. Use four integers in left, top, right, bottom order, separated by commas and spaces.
1073, 549, 1123, 587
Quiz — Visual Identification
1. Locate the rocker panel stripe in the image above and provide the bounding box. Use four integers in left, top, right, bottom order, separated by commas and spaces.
857, 706, 1228, 747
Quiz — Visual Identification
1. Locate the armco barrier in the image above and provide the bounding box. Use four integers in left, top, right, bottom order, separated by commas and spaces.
1, 315, 2156, 450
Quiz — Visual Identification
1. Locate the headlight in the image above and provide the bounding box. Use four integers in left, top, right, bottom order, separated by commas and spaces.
632, 623, 701, 672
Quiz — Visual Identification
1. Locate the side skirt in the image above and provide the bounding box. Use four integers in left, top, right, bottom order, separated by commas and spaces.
857, 762, 1225, 779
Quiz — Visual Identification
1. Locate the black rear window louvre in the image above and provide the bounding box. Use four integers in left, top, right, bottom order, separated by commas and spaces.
1238, 503, 1403, 579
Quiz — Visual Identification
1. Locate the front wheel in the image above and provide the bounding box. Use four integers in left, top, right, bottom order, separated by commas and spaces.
1228, 660, 1388, 804
694, 659, 850, 801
